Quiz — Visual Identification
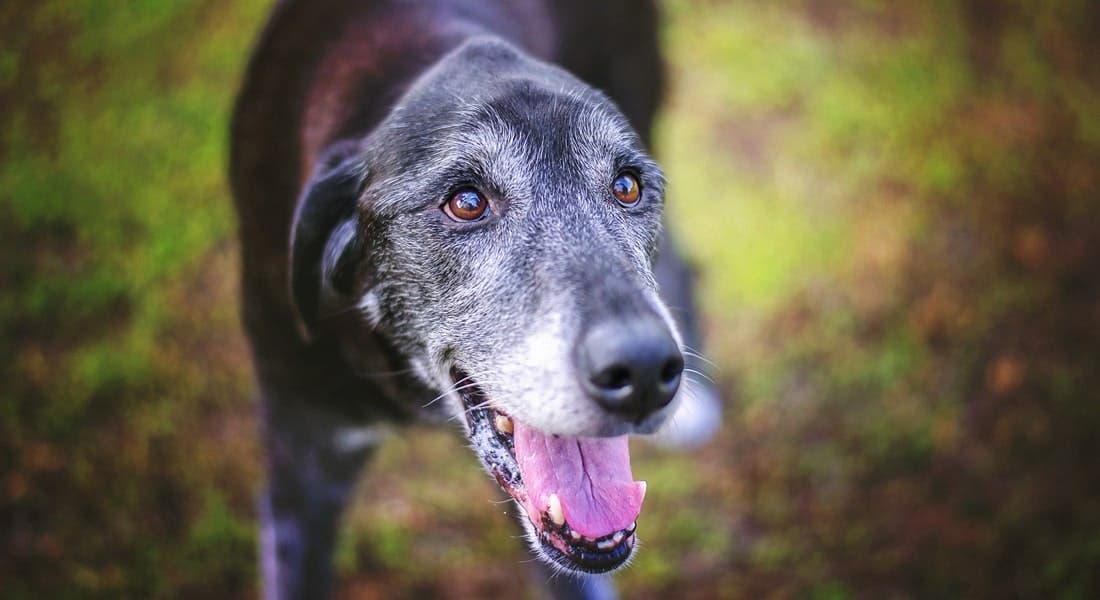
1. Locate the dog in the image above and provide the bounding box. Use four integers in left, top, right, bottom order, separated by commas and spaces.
229, 1, 720, 598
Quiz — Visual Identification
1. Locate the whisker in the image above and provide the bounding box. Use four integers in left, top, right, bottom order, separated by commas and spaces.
446, 398, 495, 424
680, 349, 717, 368
422, 380, 482, 408
682, 367, 715, 385
420, 370, 481, 408
462, 398, 493, 415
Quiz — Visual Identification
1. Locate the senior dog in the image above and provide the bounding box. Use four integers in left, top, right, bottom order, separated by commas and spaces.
229, 1, 719, 597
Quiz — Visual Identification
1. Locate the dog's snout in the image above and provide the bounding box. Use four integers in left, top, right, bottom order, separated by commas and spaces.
577, 314, 683, 422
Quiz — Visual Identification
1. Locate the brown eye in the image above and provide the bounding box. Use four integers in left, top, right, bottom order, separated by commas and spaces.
444, 188, 489, 221
611, 172, 640, 206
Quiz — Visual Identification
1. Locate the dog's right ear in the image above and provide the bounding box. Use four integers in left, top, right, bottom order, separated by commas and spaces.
289, 157, 366, 341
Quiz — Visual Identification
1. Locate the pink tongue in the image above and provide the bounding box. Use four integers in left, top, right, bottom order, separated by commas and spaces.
513, 421, 646, 539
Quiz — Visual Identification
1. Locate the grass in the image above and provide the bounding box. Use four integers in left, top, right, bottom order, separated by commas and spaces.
3, 1, 1099, 598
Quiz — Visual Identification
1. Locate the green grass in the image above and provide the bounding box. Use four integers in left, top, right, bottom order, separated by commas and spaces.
659, 0, 850, 311
3, 1, 1099, 597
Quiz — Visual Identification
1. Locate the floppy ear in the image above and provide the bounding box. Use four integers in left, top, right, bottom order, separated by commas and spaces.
289, 157, 366, 340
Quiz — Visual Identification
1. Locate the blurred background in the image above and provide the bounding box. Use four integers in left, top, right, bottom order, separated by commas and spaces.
2, 1, 1098, 598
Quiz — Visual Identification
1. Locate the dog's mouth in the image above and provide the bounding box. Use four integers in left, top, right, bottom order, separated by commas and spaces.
452, 368, 644, 573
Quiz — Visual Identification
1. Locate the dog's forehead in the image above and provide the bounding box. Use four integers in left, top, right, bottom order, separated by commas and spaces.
420, 90, 633, 187
377, 37, 641, 170
480, 84, 637, 164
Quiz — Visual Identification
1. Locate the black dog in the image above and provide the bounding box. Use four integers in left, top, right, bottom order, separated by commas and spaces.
230, 1, 718, 597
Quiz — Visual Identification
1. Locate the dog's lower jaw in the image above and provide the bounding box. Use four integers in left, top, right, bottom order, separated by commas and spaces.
518, 506, 639, 576
455, 373, 641, 573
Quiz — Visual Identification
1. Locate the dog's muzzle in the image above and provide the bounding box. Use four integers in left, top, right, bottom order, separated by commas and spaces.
453, 309, 683, 573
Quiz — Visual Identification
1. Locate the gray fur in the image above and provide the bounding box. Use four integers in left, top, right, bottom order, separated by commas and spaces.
310, 38, 678, 438
231, 2, 720, 597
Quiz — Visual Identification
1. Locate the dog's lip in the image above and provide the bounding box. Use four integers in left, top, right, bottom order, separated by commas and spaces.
536, 519, 637, 574
450, 368, 638, 572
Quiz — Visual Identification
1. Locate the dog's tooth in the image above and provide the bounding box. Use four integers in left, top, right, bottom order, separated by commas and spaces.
494, 413, 513, 435
596, 537, 617, 551
628, 521, 637, 533
570, 529, 582, 542
548, 494, 565, 526
612, 531, 625, 544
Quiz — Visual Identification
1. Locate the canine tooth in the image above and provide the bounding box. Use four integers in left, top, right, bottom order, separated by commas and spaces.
493, 413, 513, 434
612, 531, 625, 544
570, 529, 582, 541
597, 538, 617, 551
548, 494, 565, 526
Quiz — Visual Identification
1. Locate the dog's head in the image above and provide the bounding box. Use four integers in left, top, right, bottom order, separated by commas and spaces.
291, 37, 682, 573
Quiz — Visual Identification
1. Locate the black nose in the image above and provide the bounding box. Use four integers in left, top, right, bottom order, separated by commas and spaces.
576, 313, 684, 422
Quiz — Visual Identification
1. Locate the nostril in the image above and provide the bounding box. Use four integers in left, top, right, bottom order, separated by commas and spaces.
660, 355, 684, 386
576, 315, 683, 420
593, 364, 633, 391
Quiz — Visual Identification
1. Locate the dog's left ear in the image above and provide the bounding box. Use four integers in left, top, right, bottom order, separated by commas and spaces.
289, 156, 366, 341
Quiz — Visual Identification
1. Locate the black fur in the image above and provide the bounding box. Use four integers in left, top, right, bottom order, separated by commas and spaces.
230, 2, 715, 598
289, 157, 364, 336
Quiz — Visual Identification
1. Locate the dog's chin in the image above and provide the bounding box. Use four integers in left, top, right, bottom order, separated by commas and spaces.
451, 369, 641, 574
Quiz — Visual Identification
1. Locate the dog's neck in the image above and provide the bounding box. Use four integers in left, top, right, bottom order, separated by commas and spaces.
298, 1, 557, 180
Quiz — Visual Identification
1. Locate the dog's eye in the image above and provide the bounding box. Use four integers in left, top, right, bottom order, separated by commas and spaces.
444, 188, 489, 222
611, 173, 640, 206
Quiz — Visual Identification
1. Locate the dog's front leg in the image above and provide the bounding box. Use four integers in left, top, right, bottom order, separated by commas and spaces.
258, 393, 379, 600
